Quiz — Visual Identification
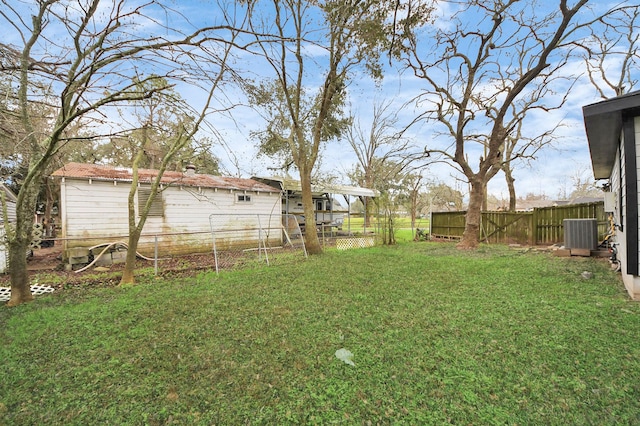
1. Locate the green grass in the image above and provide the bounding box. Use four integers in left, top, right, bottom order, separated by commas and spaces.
2, 242, 640, 424
343, 217, 429, 243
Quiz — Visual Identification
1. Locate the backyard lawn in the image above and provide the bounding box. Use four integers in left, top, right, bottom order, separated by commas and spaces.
1, 242, 639, 424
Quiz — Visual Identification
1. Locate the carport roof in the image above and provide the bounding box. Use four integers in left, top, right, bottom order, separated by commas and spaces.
252, 176, 377, 197
0, 183, 17, 202
583, 90, 640, 180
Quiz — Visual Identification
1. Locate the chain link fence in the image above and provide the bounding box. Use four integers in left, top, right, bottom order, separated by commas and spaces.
209, 213, 307, 273
2, 213, 380, 278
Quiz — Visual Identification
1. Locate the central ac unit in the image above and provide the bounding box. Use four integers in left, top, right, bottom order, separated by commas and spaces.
563, 218, 598, 250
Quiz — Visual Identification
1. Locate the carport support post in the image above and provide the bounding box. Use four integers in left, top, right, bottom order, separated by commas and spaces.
364, 197, 367, 234
331, 193, 336, 237
346, 194, 351, 234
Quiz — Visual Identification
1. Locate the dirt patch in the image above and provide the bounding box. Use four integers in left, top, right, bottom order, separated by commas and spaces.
0, 243, 305, 294
0, 245, 224, 291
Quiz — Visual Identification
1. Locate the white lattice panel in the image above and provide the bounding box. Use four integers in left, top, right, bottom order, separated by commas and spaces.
336, 237, 376, 251
0, 285, 55, 302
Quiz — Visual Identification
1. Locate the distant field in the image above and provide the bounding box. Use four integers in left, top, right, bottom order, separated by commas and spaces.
342, 216, 430, 242
343, 216, 429, 230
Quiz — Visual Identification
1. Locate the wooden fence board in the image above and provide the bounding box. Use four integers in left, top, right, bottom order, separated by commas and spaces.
431, 210, 466, 239
431, 201, 606, 245
481, 211, 533, 245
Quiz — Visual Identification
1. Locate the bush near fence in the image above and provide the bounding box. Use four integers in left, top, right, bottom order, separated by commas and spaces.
431, 201, 606, 245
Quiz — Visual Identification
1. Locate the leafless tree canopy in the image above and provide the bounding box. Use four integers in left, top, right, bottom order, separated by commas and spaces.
393, 0, 637, 247
0, 0, 250, 304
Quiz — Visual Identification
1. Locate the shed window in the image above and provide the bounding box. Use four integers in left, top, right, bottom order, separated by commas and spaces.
138, 188, 164, 217
237, 194, 252, 203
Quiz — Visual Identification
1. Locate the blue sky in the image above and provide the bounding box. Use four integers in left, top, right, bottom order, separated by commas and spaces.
3, 0, 636, 202
200, 0, 634, 203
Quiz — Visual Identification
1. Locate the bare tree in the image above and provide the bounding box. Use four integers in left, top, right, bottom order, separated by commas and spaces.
397, 0, 632, 248
581, 5, 640, 98
98, 78, 222, 174
403, 172, 426, 233
346, 99, 428, 226
118, 72, 231, 285
493, 102, 564, 212
246, 0, 422, 254
565, 164, 603, 200
0, 0, 246, 305
426, 181, 464, 213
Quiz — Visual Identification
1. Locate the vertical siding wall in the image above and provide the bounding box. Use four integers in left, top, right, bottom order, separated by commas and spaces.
60, 179, 281, 256
612, 116, 640, 300
635, 116, 640, 274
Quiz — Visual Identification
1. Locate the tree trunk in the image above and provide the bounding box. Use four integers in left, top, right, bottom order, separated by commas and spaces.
6, 171, 43, 306
505, 166, 517, 212
458, 177, 484, 249
6, 190, 39, 306
44, 179, 56, 239
364, 196, 372, 229
120, 229, 141, 285
300, 172, 322, 255
364, 174, 375, 228
385, 209, 396, 245
482, 180, 488, 211
7, 237, 33, 306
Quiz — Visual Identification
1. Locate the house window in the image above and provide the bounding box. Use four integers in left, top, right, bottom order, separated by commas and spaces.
138, 187, 164, 217
237, 194, 252, 203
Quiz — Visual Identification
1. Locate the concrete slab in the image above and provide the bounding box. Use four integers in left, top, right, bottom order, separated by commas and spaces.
570, 248, 591, 257
554, 249, 571, 257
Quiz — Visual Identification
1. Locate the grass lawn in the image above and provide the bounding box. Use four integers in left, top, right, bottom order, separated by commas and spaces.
343, 217, 430, 239
1, 242, 640, 424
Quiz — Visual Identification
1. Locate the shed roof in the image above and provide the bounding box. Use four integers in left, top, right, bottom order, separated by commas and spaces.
252, 176, 377, 197
0, 183, 17, 203
583, 90, 640, 180
52, 163, 280, 193
0, 183, 17, 224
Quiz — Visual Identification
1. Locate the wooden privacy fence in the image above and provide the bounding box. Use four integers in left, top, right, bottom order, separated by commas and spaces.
431, 201, 607, 245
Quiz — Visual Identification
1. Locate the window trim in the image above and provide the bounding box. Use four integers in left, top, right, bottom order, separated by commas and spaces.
236, 193, 252, 203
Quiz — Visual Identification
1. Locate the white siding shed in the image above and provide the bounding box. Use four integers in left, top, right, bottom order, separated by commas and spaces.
0, 184, 18, 274
52, 163, 282, 258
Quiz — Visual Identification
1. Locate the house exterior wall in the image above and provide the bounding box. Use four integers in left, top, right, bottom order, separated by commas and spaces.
59, 178, 282, 257
0, 189, 16, 274
612, 116, 640, 299
0, 227, 6, 274
0, 201, 16, 224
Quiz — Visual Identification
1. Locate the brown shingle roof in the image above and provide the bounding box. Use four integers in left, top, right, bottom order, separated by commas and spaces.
51, 163, 279, 193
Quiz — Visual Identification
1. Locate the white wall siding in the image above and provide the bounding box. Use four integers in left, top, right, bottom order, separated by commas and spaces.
60, 179, 282, 256
6, 201, 15, 223
0, 227, 7, 274
60, 180, 131, 240
0, 201, 16, 224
